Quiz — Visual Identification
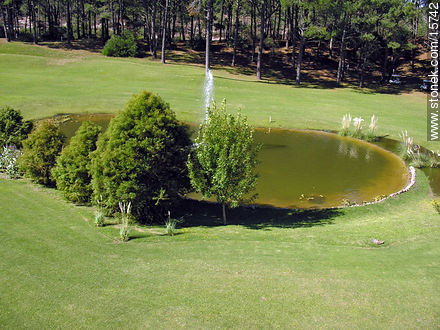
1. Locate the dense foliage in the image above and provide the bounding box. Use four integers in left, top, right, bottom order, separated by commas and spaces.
0, 145, 22, 178
1, 0, 426, 85
91, 91, 192, 223
19, 121, 65, 186
187, 101, 260, 224
52, 121, 101, 204
0, 107, 33, 148
102, 32, 137, 57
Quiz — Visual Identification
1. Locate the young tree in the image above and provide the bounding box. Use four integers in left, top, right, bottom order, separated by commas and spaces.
19, 120, 65, 186
91, 91, 192, 223
187, 101, 261, 225
52, 121, 101, 204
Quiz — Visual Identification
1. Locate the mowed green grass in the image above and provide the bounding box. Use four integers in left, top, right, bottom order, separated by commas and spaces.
0, 174, 439, 328
0, 41, 432, 149
0, 41, 439, 328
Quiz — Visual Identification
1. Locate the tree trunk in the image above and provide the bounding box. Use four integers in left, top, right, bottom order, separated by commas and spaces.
161, 0, 169, 64
291, 4, 297, 69
190, 16, 193, 42
180, 11, 185, 41
359, 52, 367, 88
296, 33, 305, 85
329, 35, 333, 58
66, 0, 72, 45
222, 203, 227, 225
285, 6, 290, 49
151, 0, 157, 58
382, 46, 388, 83
231, 0, 240, 67
205, 0, 213, 74
256, 0, 265, 80
1, 7, 10, 42
219, 0, 224, 42
336, 27, 346, 86
251, 4, 255, 62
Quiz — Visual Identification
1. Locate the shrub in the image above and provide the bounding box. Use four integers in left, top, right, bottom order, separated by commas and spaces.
0, 145, 22, 178
52, 121, 101, 203
432, 200, 440, 214
119, 201, 131, 241
91, 91, 192, 223
102, 31, 137, 57
0, 107, 33, 148
165, 211, 181, 236
19, 120, 65, 186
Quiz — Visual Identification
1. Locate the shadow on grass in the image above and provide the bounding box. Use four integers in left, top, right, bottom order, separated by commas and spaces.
172, 198, 342, 230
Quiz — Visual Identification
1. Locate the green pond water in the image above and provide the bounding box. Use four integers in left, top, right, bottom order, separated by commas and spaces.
58, 114, 410, 209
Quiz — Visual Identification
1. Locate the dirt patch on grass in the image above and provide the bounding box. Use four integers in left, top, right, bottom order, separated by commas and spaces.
47, 57, 84, 65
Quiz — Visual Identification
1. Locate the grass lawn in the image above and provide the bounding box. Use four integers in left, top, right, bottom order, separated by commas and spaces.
0, 40, 439, 328
0, 174, 439, 328
0, 40, 432, 149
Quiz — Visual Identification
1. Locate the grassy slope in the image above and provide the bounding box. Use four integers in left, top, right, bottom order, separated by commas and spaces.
0, 175, 439, 328
0, 41, 439, 328
0, 41, 432, 150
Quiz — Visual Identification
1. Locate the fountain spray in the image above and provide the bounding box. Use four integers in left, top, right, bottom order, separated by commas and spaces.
204, 69, 214, 120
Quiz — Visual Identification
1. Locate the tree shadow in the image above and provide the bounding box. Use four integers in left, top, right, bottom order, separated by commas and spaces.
171, 198, 342, 230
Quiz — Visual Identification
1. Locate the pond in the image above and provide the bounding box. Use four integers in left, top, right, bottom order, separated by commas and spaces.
58, 113, 411, 209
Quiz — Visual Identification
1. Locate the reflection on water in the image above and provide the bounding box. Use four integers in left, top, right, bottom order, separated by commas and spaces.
58, 114, 410, 208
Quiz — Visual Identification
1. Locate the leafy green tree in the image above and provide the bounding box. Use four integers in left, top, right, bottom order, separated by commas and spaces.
0, 107, 33, 148
91, 91, 192, 223
52, 121, 102, 204
187, 101, 261, 225
19, 120, 65, 186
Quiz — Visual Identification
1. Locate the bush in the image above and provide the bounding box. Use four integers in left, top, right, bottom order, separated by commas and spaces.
102, 31, 137, 57
432, 200, 440, 214
91, 91, 192, 223
17, 30, 34, 42
52, 121, 101, 203
0, 145, 22, 178
0, 107, 33, 148
19, 120, 65, 186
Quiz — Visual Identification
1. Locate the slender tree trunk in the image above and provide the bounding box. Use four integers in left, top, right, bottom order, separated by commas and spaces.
296, 33, 305, 85
329, 35, 333, 58
336, 27, 346, 86
66, 0, 72, 45
161, 0, 169, 64
205, 0, 213, 73
32, 0, 37, 43
231, 0, 240, 67
291, 4, 297, 70
256, 0, 265, 80
94, 13, 97, 37
1, 8, 10, 42
222, 203, 227, 225
81, 0, 86, 38
151, 0, 157, 58
285, 6, 290, 49
190, 16, 193, 42
180, 11, 185, 41
226, 1, 232, 42
359, 52, 366, 88
219, 0, 224, 42
382, 46, 388, 83
251, 4, 256, 62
